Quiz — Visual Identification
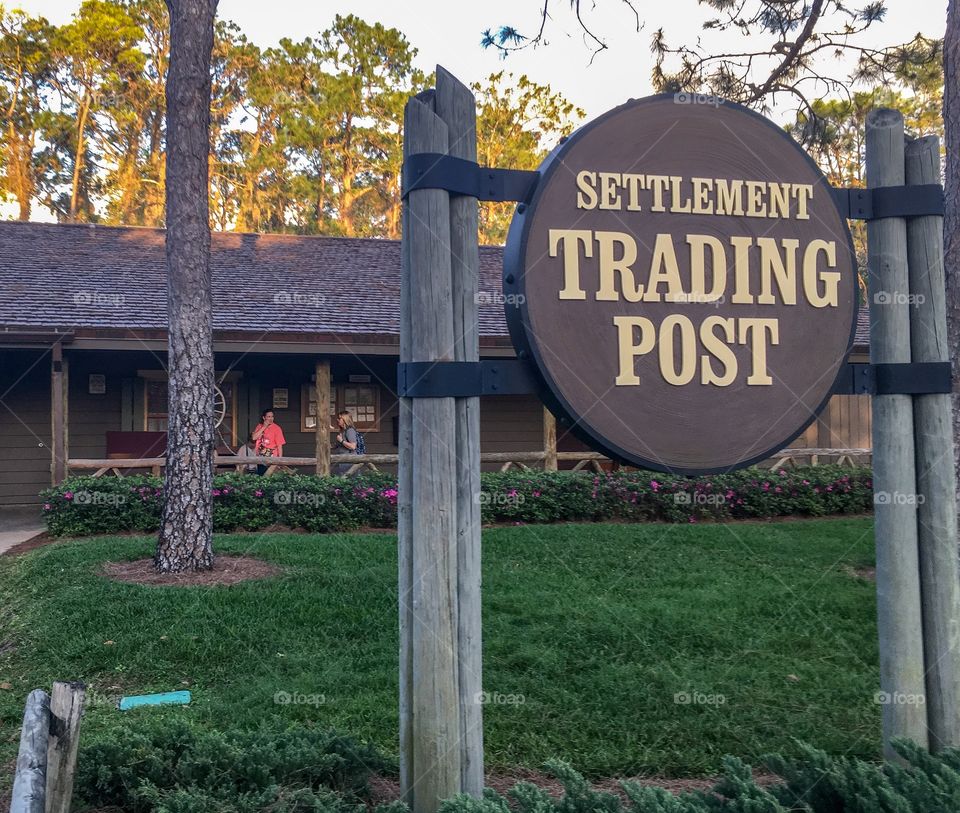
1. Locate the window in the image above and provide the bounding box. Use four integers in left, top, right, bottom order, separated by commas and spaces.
141, 373, 238, 447
301, 383, 380, 432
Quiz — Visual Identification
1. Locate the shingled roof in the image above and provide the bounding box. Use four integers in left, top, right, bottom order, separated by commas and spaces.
0, 221, 509, 343
0, 220, 869, 349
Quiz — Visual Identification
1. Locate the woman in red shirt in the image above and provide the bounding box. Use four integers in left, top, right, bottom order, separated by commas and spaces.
252, 410, 285, 473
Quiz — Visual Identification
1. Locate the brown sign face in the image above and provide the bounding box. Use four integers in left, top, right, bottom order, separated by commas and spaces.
504, 95, 857, 475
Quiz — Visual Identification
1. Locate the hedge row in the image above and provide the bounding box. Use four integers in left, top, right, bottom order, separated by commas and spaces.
39, 465, 873, 537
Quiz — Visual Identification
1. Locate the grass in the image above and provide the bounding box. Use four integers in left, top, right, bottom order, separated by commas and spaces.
0, 518, 880, 784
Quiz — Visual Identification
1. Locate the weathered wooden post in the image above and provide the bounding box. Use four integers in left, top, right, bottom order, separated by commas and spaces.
11, 689, 50, 813
45, 681, 86, 813
435, 67, 485, 797
905, 134, 960, 750
543, 408, 558, 472
866, 108, 928, 754
314, 360, 331, 476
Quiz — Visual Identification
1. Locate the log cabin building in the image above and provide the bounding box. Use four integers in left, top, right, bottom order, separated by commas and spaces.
0, 221, 871, 505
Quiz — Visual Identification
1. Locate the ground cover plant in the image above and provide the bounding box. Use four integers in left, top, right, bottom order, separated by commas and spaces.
0, 518, 879, 798
39, 465, 873, 537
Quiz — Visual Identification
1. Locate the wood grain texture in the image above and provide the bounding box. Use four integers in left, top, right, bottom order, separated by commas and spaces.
11, 689, 50, 813
866, 107, 928, 755
906, 135, 960, 751
543, 408, 558, 472
436, 65, 484, 798
314, 361, 331, 476
44, 681, 86, 813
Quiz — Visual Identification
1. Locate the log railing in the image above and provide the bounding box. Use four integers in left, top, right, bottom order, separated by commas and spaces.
65, 447, 870, 478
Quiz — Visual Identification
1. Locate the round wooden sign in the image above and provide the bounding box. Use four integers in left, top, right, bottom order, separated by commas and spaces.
504, 95, 858, 475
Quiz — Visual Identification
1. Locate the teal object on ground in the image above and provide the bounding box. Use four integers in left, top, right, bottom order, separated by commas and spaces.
119, 690, 191, 711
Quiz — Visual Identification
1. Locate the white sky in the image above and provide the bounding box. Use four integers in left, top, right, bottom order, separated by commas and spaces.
11, 0, 950, 121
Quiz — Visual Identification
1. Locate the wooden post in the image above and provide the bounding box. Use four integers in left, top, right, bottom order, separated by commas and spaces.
45, 681, 85, 813
866, 108, 928, 754
11, 689, 50, 813
543, 408, 557, 472
906, 134, 960, 750
314, 360, 331, 476
402, 89, 462, 813
436, 66, 484, 798
50, 344, 66, 485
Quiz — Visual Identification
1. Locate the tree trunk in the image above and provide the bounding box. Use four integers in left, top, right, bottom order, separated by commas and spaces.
945, 1, 960, 508
155, 0, 218, 573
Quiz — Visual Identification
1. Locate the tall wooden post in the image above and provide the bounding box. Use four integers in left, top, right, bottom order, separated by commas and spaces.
401, 87, 463, 813
906, 134, 960, 750
50, 343, 67, 484
543, 408, 557, 472
45, 681, 86, 813
435, 66, 485, 797
866, 108, 928, 754
314, 360, 331, 476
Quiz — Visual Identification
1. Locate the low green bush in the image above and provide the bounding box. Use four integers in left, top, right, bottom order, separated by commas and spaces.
441, 742, 960, 813
40, 465, 872, 537
74, 719, 404, 813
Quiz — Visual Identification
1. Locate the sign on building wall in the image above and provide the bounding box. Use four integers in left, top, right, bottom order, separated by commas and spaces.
504, 95, 857, 474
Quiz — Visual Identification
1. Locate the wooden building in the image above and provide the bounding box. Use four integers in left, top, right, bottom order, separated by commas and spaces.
0, 222, 871, 505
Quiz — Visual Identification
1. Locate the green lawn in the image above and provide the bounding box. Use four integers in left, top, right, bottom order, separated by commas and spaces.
0, 519, 880, 781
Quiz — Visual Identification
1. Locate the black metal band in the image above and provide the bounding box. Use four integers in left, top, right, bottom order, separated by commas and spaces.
397, 360, 537, 397
832, 362, 952, 395
831, 184, 944, 221
401, 153, 539, 202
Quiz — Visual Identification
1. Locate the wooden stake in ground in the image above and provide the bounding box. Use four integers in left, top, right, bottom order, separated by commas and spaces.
435, 65, 485, 798
10, 689, 50, 813
866, 107, 928, 754
44, 681, 86, 813
905, 134, 960, 751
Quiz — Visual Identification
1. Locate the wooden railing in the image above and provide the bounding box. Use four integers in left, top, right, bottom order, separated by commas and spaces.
66, 447, 870, 478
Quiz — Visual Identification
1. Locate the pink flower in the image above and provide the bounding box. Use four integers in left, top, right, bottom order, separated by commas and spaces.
802, 480, 810, 486
650, 480, 660, 492
43, 503, 52, 511
212, 489, 222, 497
63, 491, 73, 500
689, 516, 697, 523
774, 486, 782, 493
254, 490, 264, 497
762, 482, 770, 491
779, 469, 787, 477
532, 490, 541, 497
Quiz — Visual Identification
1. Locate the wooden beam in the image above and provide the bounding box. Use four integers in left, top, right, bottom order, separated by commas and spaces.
11, 689, 50, 813
866, 107, 928, 755
543, 408, 558, 472
50, 343, 66, 485
315, 360, 331, 476
906, 134, 960, 750
45, 681, 85, 813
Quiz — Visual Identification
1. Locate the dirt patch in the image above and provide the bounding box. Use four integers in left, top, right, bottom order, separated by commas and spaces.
367, 767, 781, 806
2, 532, 55, 557
102, 556, 282, 586
842, 564, 876, 581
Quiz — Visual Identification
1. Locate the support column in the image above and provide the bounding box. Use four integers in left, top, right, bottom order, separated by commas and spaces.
866, 107, 928, 755
315, 360, 331, 476
543, 407, 557, 472
51, 343, 67, 484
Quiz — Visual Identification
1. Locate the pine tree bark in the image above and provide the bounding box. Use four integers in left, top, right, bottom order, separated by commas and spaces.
946, 1, 960, 508
155, 0, 218, 572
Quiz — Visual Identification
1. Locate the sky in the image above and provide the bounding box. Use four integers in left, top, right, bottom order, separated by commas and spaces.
10, 0, 951, 121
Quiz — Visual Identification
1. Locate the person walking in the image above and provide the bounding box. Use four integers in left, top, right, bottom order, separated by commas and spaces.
331, 410, 362, 475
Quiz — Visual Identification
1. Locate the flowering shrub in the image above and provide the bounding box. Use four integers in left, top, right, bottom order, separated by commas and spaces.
39, 465, 873, 537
